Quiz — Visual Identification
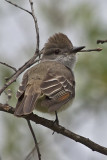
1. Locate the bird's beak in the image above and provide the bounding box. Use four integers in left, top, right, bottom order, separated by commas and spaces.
71, 46, 85, 53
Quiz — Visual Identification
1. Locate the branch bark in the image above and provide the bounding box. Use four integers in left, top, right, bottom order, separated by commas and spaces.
0, 103, 107, 156
0, 61, 17, 72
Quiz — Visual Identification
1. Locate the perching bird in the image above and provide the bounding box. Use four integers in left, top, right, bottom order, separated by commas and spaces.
14, 33, 85, 116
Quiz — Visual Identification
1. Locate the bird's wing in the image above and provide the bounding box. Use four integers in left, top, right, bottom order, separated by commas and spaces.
14, 72, 41, 116
40, 69, 75, 112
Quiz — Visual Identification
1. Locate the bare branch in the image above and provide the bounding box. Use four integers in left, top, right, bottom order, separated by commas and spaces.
0, 54, 38, 95
6, 58, 41, 81
6, 0, 40, 54
5, 0, 40, 54
25, 147, 37, 160
80, 48, 102, 52
27, 120, 41, 160
5, 0, 32, 15
29, 0, 40, 54
0, 61, 17, 72
0, 0, 40, 95
97, 40, 107, 44
1, 103, 107, 156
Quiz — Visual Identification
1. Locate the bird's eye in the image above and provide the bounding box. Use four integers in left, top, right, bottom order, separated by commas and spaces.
55, 49, 60, 54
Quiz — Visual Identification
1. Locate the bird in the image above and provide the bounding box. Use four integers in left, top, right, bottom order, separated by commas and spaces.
14, 33, 85, 117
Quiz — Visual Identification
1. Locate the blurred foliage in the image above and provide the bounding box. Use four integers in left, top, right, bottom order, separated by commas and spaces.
0, 0, 107, 160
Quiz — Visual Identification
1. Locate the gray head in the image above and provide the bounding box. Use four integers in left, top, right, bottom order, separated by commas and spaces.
41, 33, 85, 70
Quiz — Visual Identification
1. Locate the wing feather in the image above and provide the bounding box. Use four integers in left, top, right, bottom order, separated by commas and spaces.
40, 70, 75, 108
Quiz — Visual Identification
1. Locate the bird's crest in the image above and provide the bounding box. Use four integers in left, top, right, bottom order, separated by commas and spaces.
44, 33, 73, 50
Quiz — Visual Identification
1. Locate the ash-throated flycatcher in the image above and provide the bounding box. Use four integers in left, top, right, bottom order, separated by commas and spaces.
14, 33, 85, 116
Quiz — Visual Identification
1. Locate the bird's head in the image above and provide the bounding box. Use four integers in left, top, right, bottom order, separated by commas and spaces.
41, 33, 85, 69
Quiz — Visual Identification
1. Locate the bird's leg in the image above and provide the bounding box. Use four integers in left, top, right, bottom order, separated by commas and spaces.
54, 111, 59, 125
52, 111, 59, 135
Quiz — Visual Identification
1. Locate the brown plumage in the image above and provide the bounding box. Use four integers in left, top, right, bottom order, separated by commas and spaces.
14, 61, 75, 116
44, 33, 73, 50
14, 33, 84, 116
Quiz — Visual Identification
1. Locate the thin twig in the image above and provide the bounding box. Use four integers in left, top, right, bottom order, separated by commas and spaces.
1, 103, 107, 156
27, 120, 41, 160
6, 58, 41, 81
80, 48, 102, 52
5, 0, 40, 54
25, 147, 36, 160
0, 0, 40, 95
29, 0, 40, 55
0, 61, 17, 72
97, 40, 107, 44
0, 54, 38, 95
5, 0, 32, 15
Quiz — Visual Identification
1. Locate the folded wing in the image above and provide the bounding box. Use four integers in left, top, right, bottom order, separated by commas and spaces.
40, 70, 75, 112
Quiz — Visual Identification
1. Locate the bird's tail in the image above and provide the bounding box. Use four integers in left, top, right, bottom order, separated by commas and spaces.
14, 84, 40, 116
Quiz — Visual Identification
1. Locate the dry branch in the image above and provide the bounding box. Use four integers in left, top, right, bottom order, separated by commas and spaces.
0, 61, 17, 72
80, 48, 102, 52
0, 54, 39, 95
0, 0, 40, 95
0, 103, 107, 156
29, 0, 40, 54
5, 0, 32, 14
97, 40, 107, 44
27, 120, 41, 160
